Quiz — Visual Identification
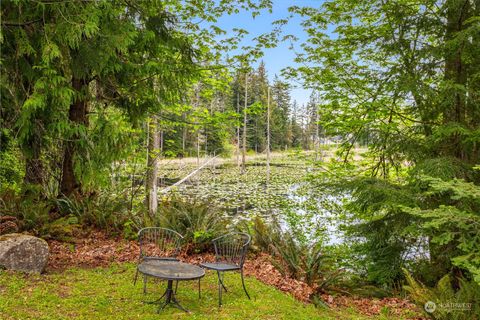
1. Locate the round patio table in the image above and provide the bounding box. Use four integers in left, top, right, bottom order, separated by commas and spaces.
138, 260, 205, 313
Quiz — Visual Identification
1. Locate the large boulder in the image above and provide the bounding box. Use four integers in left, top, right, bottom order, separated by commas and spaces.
0, 233, 49, 273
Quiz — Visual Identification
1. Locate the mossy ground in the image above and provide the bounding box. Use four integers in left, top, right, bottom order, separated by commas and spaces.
0, 263, 418, 320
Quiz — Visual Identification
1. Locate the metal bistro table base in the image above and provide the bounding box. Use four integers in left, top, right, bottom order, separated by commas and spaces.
147, 280, 189, 313
139, 260, 205, 314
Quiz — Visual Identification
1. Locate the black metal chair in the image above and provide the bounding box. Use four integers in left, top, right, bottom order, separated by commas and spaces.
134, 227, 184, 294
200, 232, 251, 306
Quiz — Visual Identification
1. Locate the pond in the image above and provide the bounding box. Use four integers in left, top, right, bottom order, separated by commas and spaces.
157, 153, 430, 263
285, 183, 345, 245
158, 154, 347, 246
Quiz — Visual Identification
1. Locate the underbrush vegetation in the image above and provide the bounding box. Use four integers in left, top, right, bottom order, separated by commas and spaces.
0, 189, 228, 253
155, 196, 228, 253
252, 217, 345, 299
404, 271, 480, 320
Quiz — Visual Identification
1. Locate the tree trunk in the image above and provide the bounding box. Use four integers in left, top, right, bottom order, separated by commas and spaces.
197, 131, 200, 166
255, 118, 258, 153
24, 132, 44, 186
443, 0, 470, 160
242, 73, 248, 174
427, 0, 473, 284
194, 84, 201, 166
236, 91, 240, 167
315, 103, 320, 161
146, 115, 160, 217
182, 113, 186, 157
60, 78, 88, 197
266, 86, 271, 184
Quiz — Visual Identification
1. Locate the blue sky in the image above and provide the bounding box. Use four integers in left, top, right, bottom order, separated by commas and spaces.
215, 0, 324, 106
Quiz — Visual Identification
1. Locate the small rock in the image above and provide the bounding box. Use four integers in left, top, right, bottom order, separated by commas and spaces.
0, 233, 49, 273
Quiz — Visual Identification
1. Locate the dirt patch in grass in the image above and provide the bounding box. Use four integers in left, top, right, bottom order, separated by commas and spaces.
56, 283, 72, 298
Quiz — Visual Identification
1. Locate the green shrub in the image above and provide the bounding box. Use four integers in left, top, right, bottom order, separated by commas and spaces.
39, 215, 80, 242
342, 177, 420, 288
122, 220, 137, 240
0, 129, 24, 193
253, 217, 341, 290
156, 196, 227, 253
0, 185, 51, 233
404, 270, 480, 320
0, 187, 128, 240
403, 176, 480, 285
55, 192, 130, 232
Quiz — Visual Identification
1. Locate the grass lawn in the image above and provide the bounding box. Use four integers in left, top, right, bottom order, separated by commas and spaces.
0, 264, 417, 320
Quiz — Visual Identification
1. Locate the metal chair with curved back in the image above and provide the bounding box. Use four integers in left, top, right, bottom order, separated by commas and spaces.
134, 227, 184, 294
200, 232, 251, 306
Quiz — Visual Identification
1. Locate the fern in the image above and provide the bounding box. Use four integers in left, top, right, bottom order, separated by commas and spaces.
404, 269, 480, 320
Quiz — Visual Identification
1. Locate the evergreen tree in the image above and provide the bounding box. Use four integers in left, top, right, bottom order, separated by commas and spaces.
270, 77, 292, 149
289, 100, 303, 148
289, 0, 480, 286
1, 1, 197, 197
